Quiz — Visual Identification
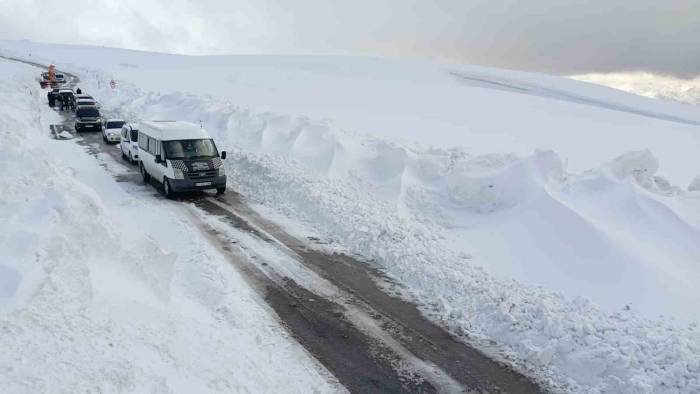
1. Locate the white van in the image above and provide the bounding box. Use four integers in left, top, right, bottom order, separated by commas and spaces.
120, 123, 139, 162
137, 121, 227, 197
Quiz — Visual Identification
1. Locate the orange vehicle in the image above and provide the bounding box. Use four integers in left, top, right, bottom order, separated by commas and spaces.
40, 65, 61, 88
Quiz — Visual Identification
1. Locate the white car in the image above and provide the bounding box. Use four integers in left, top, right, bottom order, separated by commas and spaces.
120, 123, 140, 163
102, 119, 125, 143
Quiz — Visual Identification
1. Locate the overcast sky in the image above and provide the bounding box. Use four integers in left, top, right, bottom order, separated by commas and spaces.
1, 0, 697, 77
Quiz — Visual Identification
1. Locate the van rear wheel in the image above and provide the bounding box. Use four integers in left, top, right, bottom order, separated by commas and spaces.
140, 163, 150, 183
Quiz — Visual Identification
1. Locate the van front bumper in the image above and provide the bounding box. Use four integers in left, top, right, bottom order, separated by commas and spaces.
169, 175, 227, 192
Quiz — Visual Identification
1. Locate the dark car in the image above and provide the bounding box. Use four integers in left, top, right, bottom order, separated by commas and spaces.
76, 98, 100, 109
74, 106, 102, 132
47, 88, 60, 107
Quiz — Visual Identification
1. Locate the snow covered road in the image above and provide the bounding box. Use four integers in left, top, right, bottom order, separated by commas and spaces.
0, 57, 343, 393
68, 84, 542, 392
0, 55, 542, 392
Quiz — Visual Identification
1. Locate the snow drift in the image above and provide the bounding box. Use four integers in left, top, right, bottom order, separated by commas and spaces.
2, 41, 700, 392
103, 87, 700, 321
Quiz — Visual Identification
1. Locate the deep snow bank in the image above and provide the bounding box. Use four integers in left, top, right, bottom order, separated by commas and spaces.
102, 86, 700, 320
0, 59, 339, 393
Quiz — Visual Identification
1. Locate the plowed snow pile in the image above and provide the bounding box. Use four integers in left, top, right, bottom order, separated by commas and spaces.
0, 58, 339, 393
3, 41, 700, 393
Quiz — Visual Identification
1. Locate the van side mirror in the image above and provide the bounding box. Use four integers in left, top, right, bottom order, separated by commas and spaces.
221, 151, 227, 160
155, 154, 162, 163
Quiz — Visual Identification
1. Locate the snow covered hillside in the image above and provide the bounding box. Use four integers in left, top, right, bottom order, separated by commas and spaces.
2, 40, 700, 392
0, 57, 340, 393
572, 72, 700, 105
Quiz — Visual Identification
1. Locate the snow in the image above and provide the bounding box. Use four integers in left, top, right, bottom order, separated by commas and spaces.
690, 176, 700, 192
0, 57, 341, 393
571, 71, 700, 105
2, 40, 700, 392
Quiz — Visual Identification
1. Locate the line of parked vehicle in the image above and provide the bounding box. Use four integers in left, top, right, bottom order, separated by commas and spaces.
43, 73, 228, 198
47, 87, 105, 132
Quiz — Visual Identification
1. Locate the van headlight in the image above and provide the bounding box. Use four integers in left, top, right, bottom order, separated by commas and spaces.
218, 166, 225, 176
173, 168, 185, 180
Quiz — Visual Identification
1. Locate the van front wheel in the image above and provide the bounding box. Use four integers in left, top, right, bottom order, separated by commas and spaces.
140, 163, 150, 183
163, 178, 174, 199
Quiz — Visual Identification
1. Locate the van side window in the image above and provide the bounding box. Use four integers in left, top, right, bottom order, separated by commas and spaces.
139, 135, 148, 150
148, 137, 157, 154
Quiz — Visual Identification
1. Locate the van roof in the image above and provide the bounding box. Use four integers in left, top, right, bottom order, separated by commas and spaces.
139, 120, 210, 141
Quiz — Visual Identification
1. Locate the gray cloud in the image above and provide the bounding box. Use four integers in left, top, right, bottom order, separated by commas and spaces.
1, 0, 698, 77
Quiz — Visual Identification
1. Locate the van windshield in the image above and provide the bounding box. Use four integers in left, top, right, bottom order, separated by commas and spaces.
163, 139, 218, 160
130, 130, 138, 142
